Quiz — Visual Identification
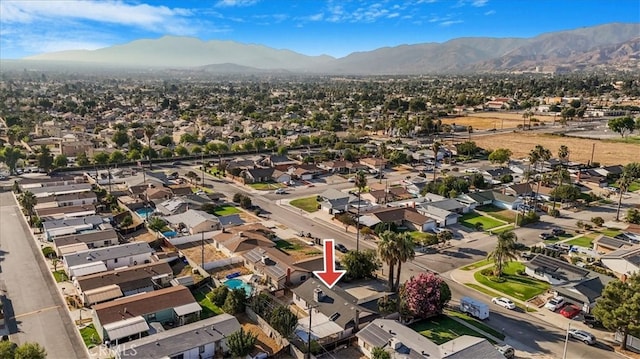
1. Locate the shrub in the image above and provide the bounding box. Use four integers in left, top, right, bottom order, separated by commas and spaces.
210, 286, 229, 306
515, 269, 525, 275
233, 193, 243, 203
583, 223, 593, 230
576, 220, 584, 229
548, 209, 560, 217
489, 276, 506, 283
480, 268, 494, 276
590, 217, 604, 227
42, 247, 56, 258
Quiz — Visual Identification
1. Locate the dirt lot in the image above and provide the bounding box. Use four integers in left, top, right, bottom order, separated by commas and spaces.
176, 240, 228, 263
472, 132, 640, 165
237, 314, 281, 355
443, 112, 558, 130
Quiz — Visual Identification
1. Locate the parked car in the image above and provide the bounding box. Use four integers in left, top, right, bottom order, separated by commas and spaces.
539, 232, 554, 240
544, 296, 565, 311
491, 297, 516, 310
560, 304, 581, 318
335, 243, 348, 253
568, 329, 596, 345
551, 228, 566, 236
348, 177, 356, 182
274, 188, 286, 194
582, 314, 603, 329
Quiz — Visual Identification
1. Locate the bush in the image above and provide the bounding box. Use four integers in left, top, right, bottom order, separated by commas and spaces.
233, 193, 243, 203
590, 217, 604, 227
480, 268, 494, 276
210, 286, 229, 306
548, 209, 560, 217
489, 276, 507, 283
515, 269, 525, 275
583, 223, 593, 230
576, 220, 584, 229
42, 247, 56, 258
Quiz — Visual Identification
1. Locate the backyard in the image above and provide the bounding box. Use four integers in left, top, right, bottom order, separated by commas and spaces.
460, 211, 504, 230
53, 270, 69, 283
195, 291, 224, 319
276, 239, 322, 260
474, 262, 550, 301
410, 314, 496, 345
598, 228, 622, 237
79, 324, 100, 347
476, 205, 516, 223
290, 196, 319, 213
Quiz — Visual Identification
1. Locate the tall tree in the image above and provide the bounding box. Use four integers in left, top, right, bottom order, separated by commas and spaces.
394, 232, 415, 291
53, 154, 68, 168
372, 347, 391, 359
488, 148, 512, 166
432, 141, 442, 182
0, 146, 24, 175
377, 231, 398, 291
18, 191, 37, 225
354, 170, 368, 252
608, 116, 636, 138
529, 145, 551, 207
269, 306, 298, 338
558, 145, 570, 165
144, 124, 155, 170
616, 163, 640, 221
401, 272, 451, 319
592, 273, 640, 351
14, 342, 46, 359
227, 328, 258, 357
341, 249, 380, 280
487, 231, 519, 277
36, 145, 53, 172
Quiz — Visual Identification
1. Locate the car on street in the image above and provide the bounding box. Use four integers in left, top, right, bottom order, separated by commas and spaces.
544, 296, 565, 311
491, 297, 516, 310
539, 232, 555, 240
582, 314, 603, 328
551, 228, 566, 236
274, 188, 286, 194
560, 304, 581, 318
568, 329, 596, 345
495, 344, 515, 359
335, 243, 348, 253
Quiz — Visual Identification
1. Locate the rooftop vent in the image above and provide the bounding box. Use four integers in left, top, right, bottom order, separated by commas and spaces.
389, 338, 402, 350
313, 288, 324, 302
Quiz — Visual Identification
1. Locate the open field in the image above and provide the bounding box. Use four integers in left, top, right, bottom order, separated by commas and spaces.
472, 133, 640, 165
443, 112, 558, 130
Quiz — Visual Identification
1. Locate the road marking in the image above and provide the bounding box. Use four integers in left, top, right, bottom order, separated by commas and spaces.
12, 305, 60, 319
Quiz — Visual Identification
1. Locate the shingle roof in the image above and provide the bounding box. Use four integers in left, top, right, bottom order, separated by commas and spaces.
64, 242, 153, 268
76, 261, 172, 292
165, 209, 220, 229
54, 229, 118, 247
525, 254, 589, 282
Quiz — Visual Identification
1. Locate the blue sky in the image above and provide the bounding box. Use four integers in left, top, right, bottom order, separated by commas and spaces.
1, 0, 638, 59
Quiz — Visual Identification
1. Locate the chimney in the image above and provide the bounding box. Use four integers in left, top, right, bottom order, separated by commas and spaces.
238, 231, 244, 237
313, 288, 323, 302
261, 255, 269, 264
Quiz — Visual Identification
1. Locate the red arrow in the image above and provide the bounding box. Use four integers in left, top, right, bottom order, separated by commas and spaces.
313, 239, 346, 289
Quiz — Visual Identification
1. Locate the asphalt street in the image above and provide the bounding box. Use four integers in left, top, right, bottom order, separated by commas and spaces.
0, 191, 88, 359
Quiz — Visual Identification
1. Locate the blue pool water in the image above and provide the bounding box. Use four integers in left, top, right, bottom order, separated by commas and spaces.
162, 231, 178, 238
135, 207, 154, 219
224, 278, 253, 297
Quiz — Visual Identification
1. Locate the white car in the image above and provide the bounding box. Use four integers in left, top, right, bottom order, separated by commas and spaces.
568, 329, 596, 345
491, 297, 516, 310
544, 296, 565, 311
274, 188, 286, 194
464, 167, 479, 173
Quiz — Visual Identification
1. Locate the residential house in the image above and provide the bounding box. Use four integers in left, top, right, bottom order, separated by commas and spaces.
319, 188, 359, 214
292, 279, 378, 345
117, 314, 241, 359
457, 191, 523, 210
242, 167, 275, 184
144, 186, 173, 201
429, 198, 467, 215
165, 209, 221, 234
290, 164, 323, 181
74, 261, 173, 307
42, 215, 107, 241
319, 160, 368, 174
34, 191, 97, 209
262, 155, 298, 170
417, 205, 459, 227
503, 183, 533, 197
593, 236, 635, 254
601, 245, 640, 279
155, 198, 189, 216
357, 319, 504, 359
28, 183, 92, 198
35, 204, 97, 221
524, 254, 613, 310
63, 242, 155, 277
217, 214, 245, 228
482, 167, 514, 184
576, 170, 608, 188
53, 229, 119, 256
364, 207, 436, 232
92, 285, 201, 342
359, 157, 387, 171
242, 246, 323, 290
212, 224, 276, 257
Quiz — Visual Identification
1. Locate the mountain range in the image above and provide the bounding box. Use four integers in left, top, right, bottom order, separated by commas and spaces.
21, 22, 640, 74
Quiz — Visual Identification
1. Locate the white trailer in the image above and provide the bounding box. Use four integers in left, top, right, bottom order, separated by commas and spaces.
460, 296, 490, 320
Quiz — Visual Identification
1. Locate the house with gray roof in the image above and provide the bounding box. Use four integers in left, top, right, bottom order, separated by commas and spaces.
117, 314, 241, 359
63, 242, 154, 276
356, 319, 504, 359
457, 190, 523, 210
53, 228, 119, 256
292, 279, 378, 345
43, 215, 107, 240
242, 246, 323, 290
594, 235, 635, 254
524, 254, 613, 308
601, 245, 640, 279
165, 209, 221, 234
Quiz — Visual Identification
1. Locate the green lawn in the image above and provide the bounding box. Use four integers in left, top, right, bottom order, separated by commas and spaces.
599, 228, 622, 237
276, 239, 303, 251
474, 262, 550, 301
290, 196, 319, 213
477, 205, 516, 223
195, 292, 224, 319
191, 186, 214, 194
567, 234, 598, 248
410, 315, 496, 345
248, 182, 284, 190
491, 224, 515, 234
409, 231, 435, 244
461, 259, 494, 271
53, 270, 68, 282
212, 205, 241, 216
446, 310, 505, 340
80, 325, 100, 347
464, 283, 537, 312
460, 211, 504, 230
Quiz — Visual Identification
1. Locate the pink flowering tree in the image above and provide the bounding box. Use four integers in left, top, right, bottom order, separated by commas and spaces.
401, 272, 451, 319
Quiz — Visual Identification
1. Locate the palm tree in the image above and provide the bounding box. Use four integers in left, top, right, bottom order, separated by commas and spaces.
354, 170, 368, 252
615, 173, 631, 221
377, 231, 398, 291
552, 167, 570, 211
432, 141, 442, 182
18, 191, 37, 225
487, 231, 519, 277
394, 232, 415, 291
558, 145, 570, 165
529, 145, 551, 207
144, 124, 155, 170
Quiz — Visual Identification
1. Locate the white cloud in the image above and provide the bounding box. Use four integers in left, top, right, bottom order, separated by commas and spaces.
440, 20, 463, 26
472, 0, 488, 7
308, 13, 324, 21
484, 10, 496, 15
215, 0, 259, 7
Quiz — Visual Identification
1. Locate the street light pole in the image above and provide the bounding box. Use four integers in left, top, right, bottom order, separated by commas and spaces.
201, 231, 205, 271
562, 322, 571, 359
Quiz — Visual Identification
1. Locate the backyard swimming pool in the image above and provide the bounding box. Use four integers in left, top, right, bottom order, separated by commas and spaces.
135, 207, 154, 219
223, 278, 253, 297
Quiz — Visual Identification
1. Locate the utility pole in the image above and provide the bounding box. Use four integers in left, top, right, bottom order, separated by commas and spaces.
306, 304, 319, 359
201, 151, 205, 189
562, 322, 571, 359
201, 230, 205, 271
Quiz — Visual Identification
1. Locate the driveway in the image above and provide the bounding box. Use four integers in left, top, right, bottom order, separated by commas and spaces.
0, 191, 87, 359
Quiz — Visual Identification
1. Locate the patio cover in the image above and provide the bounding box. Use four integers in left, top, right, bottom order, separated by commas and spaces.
173, 302, 202, 316
104, 316, 149, 341
84, 284, 123, 305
